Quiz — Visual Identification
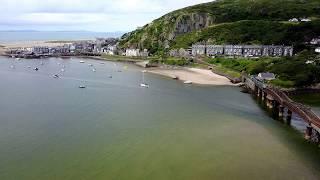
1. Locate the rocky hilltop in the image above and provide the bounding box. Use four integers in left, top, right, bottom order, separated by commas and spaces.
119, 0, 320, 55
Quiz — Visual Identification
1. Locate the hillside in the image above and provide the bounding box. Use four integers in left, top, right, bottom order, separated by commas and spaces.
119, 0, 320, 54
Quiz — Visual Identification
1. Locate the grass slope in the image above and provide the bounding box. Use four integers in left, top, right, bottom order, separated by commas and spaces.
120, 0, 320, 52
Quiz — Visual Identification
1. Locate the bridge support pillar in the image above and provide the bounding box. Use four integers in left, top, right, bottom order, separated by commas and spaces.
262, 92, 267, 107
286, 109, 292, 125
266, 99, 272, 109
254, 85, 259, 96
271, 101, 280, 119
305, 125, 313, 140
279, 106, 285, 119
316, 131, 320, 146
258, 89, 263, 99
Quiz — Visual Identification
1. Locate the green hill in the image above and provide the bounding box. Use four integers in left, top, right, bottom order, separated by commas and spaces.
119, 0, 320, 54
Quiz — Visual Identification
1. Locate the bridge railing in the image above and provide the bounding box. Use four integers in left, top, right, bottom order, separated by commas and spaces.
249, 76, 320, 128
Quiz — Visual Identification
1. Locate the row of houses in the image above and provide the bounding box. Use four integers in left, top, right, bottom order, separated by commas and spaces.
192, 44, 294, 57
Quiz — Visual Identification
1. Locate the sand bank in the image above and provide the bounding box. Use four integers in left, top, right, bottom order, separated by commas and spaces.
1, 41, 72, 49
148, 67, 234, 86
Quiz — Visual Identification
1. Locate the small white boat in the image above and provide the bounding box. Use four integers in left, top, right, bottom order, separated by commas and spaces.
79, 85, 86, 89
15, 58, 21, 61
34, 67, 39, 71
92, 68, 96, 72
79, 61, 85, 63
140, 71, 149, 88
172, 76, 179, 80
141, 70, 147, 73
140, 83, 149, 88
184, 81, 193, 84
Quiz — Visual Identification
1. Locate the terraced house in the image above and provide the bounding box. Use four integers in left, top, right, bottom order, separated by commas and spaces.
191, 44, 293, 57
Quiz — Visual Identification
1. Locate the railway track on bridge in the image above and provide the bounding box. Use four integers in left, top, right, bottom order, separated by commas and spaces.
244, 75, 320, 140
264, 87, 320, 130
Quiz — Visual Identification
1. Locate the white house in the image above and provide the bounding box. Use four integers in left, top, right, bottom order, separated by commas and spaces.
103, 45, 117, 55
301, 18, 311, 22
140, 49, 149, 57
126, 49, 140, 57
310, 37, 320, 45
289, 18, 299, 22
257, 72, 276, 81
306, 60, 315, 64
315, 47, 320, 53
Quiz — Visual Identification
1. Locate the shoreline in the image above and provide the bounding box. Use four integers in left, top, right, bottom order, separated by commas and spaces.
0, 40, 234, 86
147, 67, 235, 86
0, 53, 235, 86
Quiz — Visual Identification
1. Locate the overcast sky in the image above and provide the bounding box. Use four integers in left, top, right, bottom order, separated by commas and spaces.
0, 0, 212, 32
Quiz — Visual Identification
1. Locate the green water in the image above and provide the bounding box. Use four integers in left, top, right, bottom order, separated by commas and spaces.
0, 57, 320, 180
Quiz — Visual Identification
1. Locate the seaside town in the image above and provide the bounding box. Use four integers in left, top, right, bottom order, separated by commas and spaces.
2, 0, 320, 180
3, 39, 299, 59
4, 35, 320, 60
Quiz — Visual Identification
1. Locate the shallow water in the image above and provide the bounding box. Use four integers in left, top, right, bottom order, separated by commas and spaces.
0, 57, 320, 180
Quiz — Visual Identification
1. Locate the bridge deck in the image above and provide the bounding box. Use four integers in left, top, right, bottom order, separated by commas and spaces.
264, 85, 320, 129
244, 75, 320, 130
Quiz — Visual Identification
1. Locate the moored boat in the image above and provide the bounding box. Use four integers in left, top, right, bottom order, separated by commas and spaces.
183, 80, 193, 84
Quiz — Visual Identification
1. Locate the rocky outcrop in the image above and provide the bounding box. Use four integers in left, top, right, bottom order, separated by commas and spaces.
119, 0, 320, 53
173, 13, 214, 38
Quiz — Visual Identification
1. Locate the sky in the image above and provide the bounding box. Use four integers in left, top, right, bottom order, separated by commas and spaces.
0, 0, 212, 32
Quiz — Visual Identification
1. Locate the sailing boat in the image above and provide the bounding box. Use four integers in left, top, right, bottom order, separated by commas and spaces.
140, 70, 149, 88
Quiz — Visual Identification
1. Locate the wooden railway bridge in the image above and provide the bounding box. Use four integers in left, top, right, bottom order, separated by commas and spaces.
243, 75, 320, 143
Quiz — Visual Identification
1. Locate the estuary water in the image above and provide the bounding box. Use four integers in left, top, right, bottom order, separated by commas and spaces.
0, 56, 320, 180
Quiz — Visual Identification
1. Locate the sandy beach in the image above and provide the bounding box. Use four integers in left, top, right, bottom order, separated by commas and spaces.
148, 67, 234, 86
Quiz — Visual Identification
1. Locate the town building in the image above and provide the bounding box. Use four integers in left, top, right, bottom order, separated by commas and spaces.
125, 48, 149, 57
192, 44, 206, 56
243, 45, 262, 57
126, 49, 140, 57
103, 45, 118, 55
224, 45, 243, 56
310, 37, 320, 45
316, 47, 320, 53
140, 49, 149, 57
283, 46, 294, 56
301, 18, 311, 22
170, 48, 192, 57
289, 18, 299, 22
257, 72, 276, 81
191, 44, 294, 58
32, 46, 50, 55
206, 45, 224, 56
